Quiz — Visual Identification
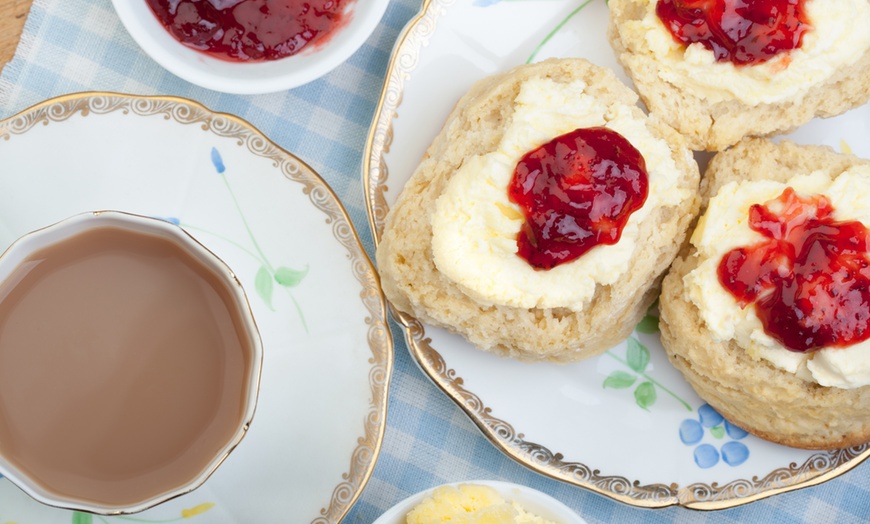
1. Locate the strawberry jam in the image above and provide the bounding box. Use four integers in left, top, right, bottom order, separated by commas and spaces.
146, 0, 348, 62
718, 187, 870, 352
656, 0, 811, 65
508, 127, 649, 270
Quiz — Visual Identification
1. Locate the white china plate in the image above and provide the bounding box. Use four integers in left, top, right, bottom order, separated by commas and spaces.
363, 0, 870, 510
372, 480, 586, 524
0, 93, 392, 523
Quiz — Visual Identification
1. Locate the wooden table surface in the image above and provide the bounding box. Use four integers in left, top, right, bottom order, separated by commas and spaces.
0, 0, 33, 72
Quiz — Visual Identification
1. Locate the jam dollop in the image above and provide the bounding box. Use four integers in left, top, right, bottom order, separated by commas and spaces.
146, 0, 347, 62
718, 187, 870, 352
655, 0, 811, 65
508, 127, 649, 270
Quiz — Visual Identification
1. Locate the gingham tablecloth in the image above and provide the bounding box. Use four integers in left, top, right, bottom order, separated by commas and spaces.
1, 1, 868, 523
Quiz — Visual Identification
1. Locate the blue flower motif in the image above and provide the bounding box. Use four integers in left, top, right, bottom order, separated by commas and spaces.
725, 420, 749, 439
679, 419, 703, 445
698, 404, 724, 428
694, 443, 720, 468
721, 440, 750, 466
211, 147, 226, 174
473, 0, 502, 6
680, 404, 750, 468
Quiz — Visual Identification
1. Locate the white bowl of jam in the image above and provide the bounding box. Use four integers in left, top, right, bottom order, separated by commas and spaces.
0, 211, 263, 514
111, 0, 390, 94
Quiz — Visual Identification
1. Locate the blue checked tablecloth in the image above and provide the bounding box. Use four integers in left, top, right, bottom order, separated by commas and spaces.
0, 1, 868, 523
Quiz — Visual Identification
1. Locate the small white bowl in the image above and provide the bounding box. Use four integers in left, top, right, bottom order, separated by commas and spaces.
373, 480, 587, 524
111, 0, 390, 94
0, 211, 263, 515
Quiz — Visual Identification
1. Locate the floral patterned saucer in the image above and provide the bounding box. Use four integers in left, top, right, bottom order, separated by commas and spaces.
0, 93, 391, 523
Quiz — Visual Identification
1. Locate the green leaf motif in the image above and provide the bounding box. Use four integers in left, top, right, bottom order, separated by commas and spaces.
72, 512, 93, 524
626, 337, 650, 373
635, 314, 659, 334
255, 265, 274, 310
634, 381, 657, 410
710, 425, 726, 439
603, 370, 636, 389
274, 265, 308, 287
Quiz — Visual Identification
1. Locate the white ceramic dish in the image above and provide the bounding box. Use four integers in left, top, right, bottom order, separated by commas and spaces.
111, 0, 390, 94
373, 480, 586, 524
0, 210, 264, 515
0, 93, 391, 523
363, 0, 870, 510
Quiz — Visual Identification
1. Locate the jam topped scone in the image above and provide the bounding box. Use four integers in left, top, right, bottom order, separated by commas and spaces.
656, 0, 811, 66
660, 138, 870, 449
377, 58, 700, 362
608, 0, 870, 151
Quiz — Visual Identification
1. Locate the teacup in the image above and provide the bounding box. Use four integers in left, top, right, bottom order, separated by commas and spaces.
0, 211, 263, 514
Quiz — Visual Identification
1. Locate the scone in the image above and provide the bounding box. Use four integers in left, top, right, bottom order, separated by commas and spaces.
608, 0, 870, 151
376, 58, 700, 362
660, 138, 870, 449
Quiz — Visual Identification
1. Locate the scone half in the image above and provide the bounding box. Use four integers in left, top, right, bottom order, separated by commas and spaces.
608, 0, 870, 151
660, 138, 870, 449
376, 58, 700, 363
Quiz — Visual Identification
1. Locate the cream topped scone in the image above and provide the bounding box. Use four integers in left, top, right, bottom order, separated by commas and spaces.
376, 58, 700, 362
660, 138, 870, 449
686, 168, 870, 389
608, 0, 870, 150
431, 77, 687, 312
